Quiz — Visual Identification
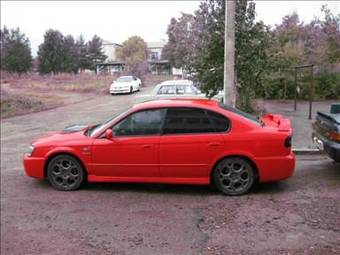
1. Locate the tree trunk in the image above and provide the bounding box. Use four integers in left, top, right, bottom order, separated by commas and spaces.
223, 0, 236, 107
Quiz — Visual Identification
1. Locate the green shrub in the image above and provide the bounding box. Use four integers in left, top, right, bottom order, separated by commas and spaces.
262, 72, 340, 100
315, 73, 340, 99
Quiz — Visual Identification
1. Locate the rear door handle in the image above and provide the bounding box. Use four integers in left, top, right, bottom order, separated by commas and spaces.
142, 144, 152, 149
209, 142, 221, 147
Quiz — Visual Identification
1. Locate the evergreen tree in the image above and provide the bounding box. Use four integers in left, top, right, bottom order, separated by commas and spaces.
63, 34, 78, 73
76, 35, 90, 71
87, 35, 106, 71
38, 29, 66, 74
0, 26, 32, 73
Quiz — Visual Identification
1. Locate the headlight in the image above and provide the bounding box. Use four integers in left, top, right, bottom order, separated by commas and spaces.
25, 145, 35, 157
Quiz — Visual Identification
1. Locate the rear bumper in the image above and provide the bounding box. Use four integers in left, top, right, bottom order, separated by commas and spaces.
312, 132, 340, 162
256, 152, 295, 182
23, 155, 45, 179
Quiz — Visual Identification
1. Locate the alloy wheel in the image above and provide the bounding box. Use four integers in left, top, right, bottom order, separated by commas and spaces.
213, 157, 255, 195
47, 155, 84, 191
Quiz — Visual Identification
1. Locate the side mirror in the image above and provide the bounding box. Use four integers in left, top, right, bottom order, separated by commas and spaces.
105, 129, 113, 139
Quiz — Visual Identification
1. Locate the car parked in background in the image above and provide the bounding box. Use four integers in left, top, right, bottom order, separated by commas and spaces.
135, 79, 223, 103
110, 76, 141, 95
312, 103, 340, 162
23, 99, 295, 195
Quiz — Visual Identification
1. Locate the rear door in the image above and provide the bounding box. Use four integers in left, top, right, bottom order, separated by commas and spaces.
159, 107, 228, 179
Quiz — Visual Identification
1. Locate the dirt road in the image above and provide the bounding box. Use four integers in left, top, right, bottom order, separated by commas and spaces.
1, 89, 340, 255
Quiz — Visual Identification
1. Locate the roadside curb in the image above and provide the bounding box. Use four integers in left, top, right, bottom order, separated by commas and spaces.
292, 148, 322, 155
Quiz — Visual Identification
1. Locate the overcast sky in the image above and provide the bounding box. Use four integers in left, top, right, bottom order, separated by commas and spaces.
1, 1, 339, 56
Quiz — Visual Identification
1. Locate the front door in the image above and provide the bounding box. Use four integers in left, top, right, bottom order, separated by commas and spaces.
91, 109, 166, 178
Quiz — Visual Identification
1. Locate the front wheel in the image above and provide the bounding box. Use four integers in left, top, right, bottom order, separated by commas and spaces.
212, 157, 255, 195
47, 155, 85, 191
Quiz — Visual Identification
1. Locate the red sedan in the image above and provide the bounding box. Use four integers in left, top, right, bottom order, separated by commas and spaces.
23, 99, 295, 195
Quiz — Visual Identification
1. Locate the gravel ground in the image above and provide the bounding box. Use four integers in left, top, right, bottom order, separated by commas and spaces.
1, 91, 340, 255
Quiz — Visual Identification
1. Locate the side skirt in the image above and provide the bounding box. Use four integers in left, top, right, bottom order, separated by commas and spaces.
88, 175, 210, 185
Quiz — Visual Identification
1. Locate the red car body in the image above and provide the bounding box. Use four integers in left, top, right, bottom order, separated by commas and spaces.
23, 99, 295, 190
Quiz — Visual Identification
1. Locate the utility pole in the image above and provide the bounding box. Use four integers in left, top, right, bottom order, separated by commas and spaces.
223, 0, 236, 106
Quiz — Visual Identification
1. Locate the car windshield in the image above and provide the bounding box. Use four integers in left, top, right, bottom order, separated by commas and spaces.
88, 108, 130, 137
219, 103, 261, 125
116, 77, 133, 82
191, 85, 201, 94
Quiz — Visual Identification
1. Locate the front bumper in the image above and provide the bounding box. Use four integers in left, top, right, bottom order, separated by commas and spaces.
256, 152, 295, 182
110, 87, 130, 94
23, 155, 45, 179
312, 132, 340, 162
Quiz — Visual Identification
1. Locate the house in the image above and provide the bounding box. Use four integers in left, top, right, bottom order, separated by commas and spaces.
98, 40, 124, 74
97, 40, 181, 76
147, 41, 172, 75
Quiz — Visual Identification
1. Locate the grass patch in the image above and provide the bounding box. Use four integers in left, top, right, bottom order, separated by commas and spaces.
1, 87, 64, 118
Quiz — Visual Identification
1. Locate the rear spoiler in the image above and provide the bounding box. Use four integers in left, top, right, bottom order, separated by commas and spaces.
262, 114, 292, 132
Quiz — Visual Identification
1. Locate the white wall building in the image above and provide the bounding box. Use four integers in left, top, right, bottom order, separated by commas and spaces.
99, 39, 182, 75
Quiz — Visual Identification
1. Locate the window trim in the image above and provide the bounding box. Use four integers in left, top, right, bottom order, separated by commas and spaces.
100, 106, 232, 138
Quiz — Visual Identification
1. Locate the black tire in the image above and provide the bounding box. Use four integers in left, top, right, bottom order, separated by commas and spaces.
212, 157, 255, 195
47, 154, 85, 191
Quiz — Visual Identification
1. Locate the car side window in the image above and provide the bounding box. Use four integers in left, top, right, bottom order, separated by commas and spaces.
176, 85, 185, 94
157, 85, 176, 95
206, 110, 230, 132
113, 109, 165, 136
163, 108, 215, 134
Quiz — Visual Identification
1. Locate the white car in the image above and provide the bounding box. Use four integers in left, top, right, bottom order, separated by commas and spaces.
135, 79, 223, 103
109, 76, 141, 95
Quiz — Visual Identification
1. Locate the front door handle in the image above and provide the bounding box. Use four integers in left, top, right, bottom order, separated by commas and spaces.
142, 144, 152, 149
209, 142, 221, 147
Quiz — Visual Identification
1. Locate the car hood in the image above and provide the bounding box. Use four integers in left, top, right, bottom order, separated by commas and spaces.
32, 124, 90, 146
111, 81, 132, 87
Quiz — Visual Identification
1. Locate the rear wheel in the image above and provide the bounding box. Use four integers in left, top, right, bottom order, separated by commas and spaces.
212, 157, 255, 195
47, 155, 85, 191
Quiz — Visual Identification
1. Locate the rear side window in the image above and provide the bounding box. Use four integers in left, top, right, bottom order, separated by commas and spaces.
158, 85, 176, 95
206, 110, 230, 132
163, 108, 214, 134
219, 103, 260, 125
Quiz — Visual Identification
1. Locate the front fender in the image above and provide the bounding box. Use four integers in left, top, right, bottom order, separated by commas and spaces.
44, 146, 91, 173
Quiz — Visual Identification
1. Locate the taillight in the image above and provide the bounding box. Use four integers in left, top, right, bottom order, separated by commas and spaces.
329, 131, 340, 142
284, 136, 292, 147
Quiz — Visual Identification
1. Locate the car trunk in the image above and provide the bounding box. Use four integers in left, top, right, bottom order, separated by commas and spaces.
261, 114, 292, 133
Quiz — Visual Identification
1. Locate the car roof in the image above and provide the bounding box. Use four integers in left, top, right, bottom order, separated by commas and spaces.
132, 98, 219, 111
118, 76, 134, 79
159, 79, 193, 86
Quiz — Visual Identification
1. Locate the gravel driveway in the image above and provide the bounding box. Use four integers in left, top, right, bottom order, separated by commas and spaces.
1, 89, 339, 255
